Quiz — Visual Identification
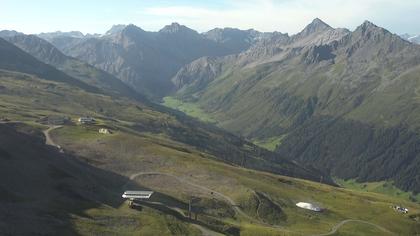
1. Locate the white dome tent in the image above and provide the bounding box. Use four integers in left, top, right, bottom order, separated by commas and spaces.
296, 202, 322, 212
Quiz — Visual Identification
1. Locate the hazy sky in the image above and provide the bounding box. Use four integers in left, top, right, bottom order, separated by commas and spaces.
1, 0, 419, 35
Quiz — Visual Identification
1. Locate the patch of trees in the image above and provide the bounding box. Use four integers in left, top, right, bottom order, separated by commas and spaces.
276, 116, 420, 193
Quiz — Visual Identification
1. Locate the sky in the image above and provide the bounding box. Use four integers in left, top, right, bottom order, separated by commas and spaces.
1, 0, 419, 35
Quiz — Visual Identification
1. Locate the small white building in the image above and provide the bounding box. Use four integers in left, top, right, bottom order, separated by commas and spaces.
296, 202, 322, 212
99, 128, 111, 134
78, 117, 95, 124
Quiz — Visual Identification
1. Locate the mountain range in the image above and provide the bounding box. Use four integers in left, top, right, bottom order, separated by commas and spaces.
3, 19, 420, 194
2, 17, 420, 235
4, 19, 420, 193
37, 23, 269, 98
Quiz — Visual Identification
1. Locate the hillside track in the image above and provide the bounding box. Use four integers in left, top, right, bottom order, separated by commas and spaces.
310, 219, 396, 236
43, 125, 63, 149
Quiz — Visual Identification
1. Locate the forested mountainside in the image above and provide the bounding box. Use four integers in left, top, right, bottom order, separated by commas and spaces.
171, 19, 420, 193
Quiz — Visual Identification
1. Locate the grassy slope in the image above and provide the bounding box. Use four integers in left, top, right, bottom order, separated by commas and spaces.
172, 59, 420, 192
162, 96, 216, 124
1, 69, 419, 235
330, 221, 395, 236
0, 123, 200, 236
51, 125, 420, 236
162, 96, 286, 151
252, 136, 286, 151
336, 179, 420, 203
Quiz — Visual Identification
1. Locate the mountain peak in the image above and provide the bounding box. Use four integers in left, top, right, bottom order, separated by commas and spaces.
359, 20, 378, 30
159, 22, 197, 34
120, 24, 145, 36
355, 20, 387, 36
105, 24, 127, 35
308, 18, 331, 29
312, 18, 328, 26
299, 18, 332, 36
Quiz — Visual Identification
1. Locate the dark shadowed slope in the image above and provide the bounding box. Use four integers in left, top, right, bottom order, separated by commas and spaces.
0, 123, 128, 235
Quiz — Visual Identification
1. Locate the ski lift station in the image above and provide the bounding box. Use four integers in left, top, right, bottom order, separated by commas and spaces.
296, 202, 322, 212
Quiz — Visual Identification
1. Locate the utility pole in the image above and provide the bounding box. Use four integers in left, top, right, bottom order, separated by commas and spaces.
189, 196, 200, 220
188, 199, 192, 219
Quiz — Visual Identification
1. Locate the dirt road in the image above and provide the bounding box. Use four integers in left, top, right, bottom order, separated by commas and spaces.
42, 126, 62, 148
311, 219, 395, 236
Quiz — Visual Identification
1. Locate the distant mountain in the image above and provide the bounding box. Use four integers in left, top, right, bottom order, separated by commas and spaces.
37, 31, 100, 56
0, 30, 23, 38
1, 32, 144, 100
40, 23, 257, 98
171, 19, 420, 193
400, 33, 420, 44
104, 24, 126, 35
38, 31, 99, 40
203, 28, 270, 54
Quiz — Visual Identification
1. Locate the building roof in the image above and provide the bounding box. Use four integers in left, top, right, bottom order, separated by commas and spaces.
122, 190, 154, 199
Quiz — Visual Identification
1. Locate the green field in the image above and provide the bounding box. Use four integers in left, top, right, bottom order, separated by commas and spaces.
336, 178, 420, 203
162, 96, 216, 123
253, 136, 286, 151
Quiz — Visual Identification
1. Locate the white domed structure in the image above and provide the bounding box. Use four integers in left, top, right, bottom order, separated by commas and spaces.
296, 202, 322, 212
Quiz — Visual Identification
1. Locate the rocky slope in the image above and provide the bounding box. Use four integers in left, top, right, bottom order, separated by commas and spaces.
203, 28, 269, 54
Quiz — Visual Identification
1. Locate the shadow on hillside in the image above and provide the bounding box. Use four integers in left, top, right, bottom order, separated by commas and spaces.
0, 123, 130, 235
